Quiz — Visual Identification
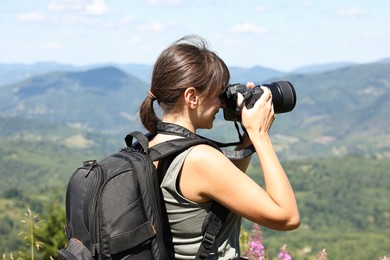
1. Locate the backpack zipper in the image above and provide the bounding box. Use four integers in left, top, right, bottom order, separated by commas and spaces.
84, 161, 106, 257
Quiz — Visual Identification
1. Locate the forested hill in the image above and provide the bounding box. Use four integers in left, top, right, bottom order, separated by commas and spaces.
0, 62, 389, 159
266, 63, 390, 159
0, 66, 147, 135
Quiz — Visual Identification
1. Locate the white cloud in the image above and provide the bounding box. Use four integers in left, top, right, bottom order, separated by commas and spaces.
48, 0, 85, 11
302, 0, 313, 7
136, 22, 165, 32
147, 0, 183, 6
341, 41, 350, 48
17, 12, 46, 23
48, 0, 109, 15
223, 39, 236, 45
43, 42, 64, 49
337, 7, 368, 18
120, 15, 136, 24
255, 5, 268, 13
129, 37, 141, 44
230, 23, 266, 34
85, 0, 108, 15
59, 30, 73, 37
361, 31, 379, 38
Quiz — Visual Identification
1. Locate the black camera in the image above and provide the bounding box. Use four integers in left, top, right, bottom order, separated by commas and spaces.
222, 81, 297, 121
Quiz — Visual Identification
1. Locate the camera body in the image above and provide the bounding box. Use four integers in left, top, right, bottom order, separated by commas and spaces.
222, 81, 297, 121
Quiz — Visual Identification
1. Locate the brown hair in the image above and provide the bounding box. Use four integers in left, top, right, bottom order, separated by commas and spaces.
139, 35, 230, 132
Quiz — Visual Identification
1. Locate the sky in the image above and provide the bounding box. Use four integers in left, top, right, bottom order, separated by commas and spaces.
2, 0, 390, 72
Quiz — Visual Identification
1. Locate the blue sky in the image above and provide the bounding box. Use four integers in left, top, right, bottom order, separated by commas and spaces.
2, 0, 390, 71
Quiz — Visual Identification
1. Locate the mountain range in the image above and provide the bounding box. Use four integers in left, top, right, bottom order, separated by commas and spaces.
0, 61, 389, 159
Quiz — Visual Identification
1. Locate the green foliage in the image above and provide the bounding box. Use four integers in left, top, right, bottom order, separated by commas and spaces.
2, 150, 389, 258
0, 200, 67, 259
34, 195, 67, 259
0, 135, 104, 253
285, 156, 390, 231
259, 228, 389, 260
244, 156, 390, 259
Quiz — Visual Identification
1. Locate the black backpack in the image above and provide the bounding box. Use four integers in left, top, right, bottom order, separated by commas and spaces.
58, 126, 232, 260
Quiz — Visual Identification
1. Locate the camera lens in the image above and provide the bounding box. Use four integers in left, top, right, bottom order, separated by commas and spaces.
263, 81, 297, 114
222, 80, 297, 121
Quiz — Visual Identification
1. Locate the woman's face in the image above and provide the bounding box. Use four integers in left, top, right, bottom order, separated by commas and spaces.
196, 91, 224, 129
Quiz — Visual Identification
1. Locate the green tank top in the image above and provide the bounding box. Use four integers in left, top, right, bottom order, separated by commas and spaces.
160, 147, 242, 259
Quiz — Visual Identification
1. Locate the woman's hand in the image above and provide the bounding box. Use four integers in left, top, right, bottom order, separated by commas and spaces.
240, 82, 275, 137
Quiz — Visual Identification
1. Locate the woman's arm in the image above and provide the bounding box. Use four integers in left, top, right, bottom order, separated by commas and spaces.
181, 144, 299, 231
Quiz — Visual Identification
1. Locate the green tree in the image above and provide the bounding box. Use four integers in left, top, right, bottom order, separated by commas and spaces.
35, 194, 67, 259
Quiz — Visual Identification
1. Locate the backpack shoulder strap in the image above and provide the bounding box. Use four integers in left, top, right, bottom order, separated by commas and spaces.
125, 131, 149, 152
196, 203, 229, 260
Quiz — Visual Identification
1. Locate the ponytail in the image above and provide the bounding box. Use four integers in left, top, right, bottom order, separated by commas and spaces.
139, 96, 159, 132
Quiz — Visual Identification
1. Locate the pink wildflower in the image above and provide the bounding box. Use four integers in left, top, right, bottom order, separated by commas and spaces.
249, 240, 265, 257
316, 249, 327, 260
245, 224, 265, 260
278, 244, 292, 260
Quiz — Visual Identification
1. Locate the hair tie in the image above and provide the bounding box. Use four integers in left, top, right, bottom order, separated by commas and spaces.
147, 91, 157, 101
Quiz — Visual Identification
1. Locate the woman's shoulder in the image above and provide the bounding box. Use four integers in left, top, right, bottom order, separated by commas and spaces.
186, 143, 226, 161
178, 143, 235, 203
183, 143, 236, 179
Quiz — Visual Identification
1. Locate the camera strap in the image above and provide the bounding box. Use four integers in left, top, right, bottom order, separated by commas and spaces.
156, 121, 256, 160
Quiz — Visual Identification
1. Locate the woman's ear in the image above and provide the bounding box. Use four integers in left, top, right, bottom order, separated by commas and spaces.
184, 87, 199, 109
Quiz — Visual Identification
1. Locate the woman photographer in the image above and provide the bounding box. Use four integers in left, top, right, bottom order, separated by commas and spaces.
139, 35, 300, 259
